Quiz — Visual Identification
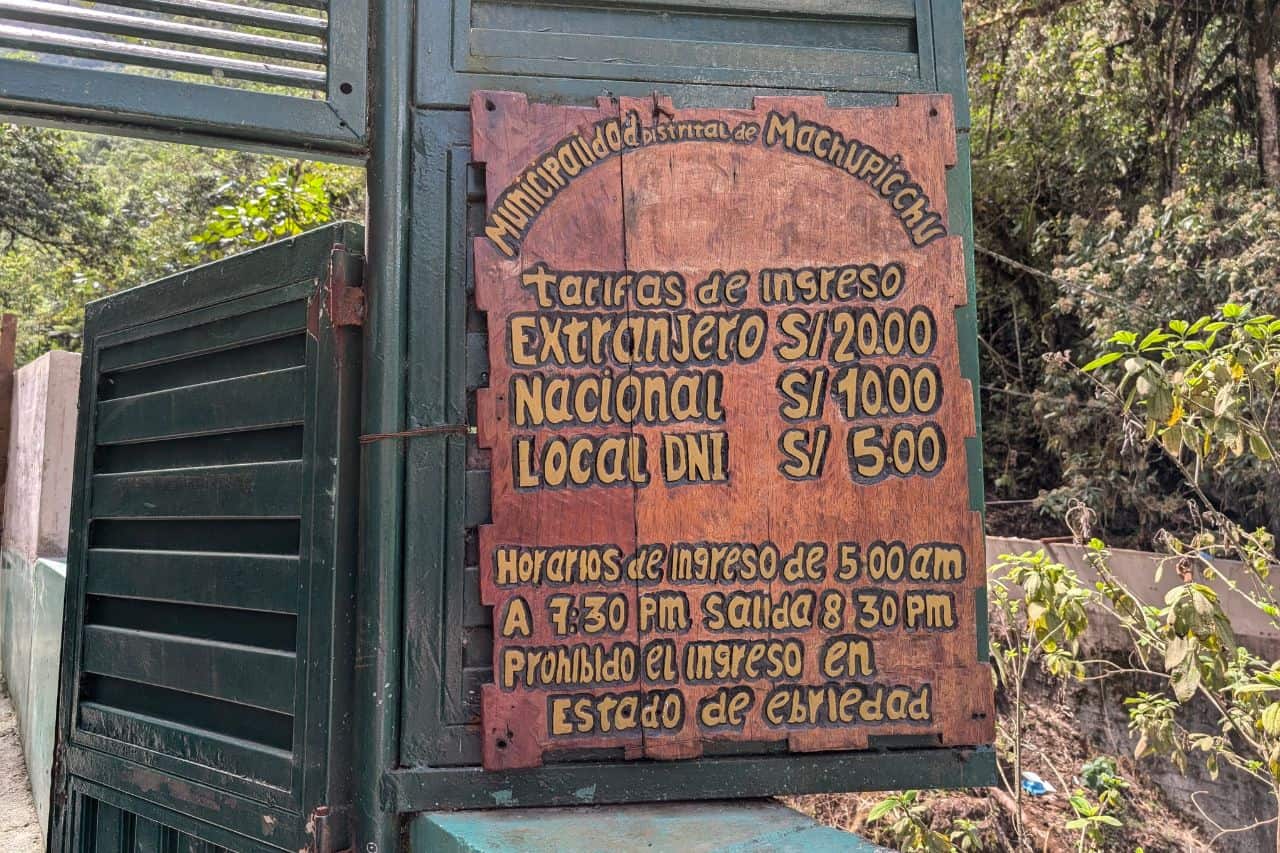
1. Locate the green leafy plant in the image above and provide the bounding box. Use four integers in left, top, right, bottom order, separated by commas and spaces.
187, 160, 358, 258
1065, 789, 1123, 852
866, 790, 955, 853
863, 791, 996, 852
996, 303, 1280, 847
947, 818, 984, 853
988, 549, 1090, 843
1079, 756, 1129, 812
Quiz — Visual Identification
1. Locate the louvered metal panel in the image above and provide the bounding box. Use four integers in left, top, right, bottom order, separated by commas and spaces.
51, 223, 364, 852
66, 782, 281, 852
0, 0, 367, 158
415, 0, 934, 108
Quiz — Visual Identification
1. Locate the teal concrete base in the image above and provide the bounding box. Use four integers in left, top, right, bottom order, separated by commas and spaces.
412, 800, 888, 852
0, 550, 66, 834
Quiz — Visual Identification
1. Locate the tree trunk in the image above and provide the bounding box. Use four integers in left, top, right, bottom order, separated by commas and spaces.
1251, 0, 1280, 189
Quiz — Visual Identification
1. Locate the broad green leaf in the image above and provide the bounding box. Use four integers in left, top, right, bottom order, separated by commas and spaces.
865, 799, 898, 823
1261, 703, 1280, 736
1164, 636, 1193, 670
1109, 330, 1139, 346
1082, 351, 1124, 372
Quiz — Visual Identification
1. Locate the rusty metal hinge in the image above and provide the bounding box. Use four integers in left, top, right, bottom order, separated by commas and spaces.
327, 243, 365, 328
306, 804, 344, 853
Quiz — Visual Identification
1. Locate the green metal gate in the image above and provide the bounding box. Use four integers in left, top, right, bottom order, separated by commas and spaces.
0, 1, 368, 159
50, 223, 365, 853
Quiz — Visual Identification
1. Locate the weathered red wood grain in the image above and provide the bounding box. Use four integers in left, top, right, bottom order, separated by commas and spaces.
473, 91, 643, 769
473, 91, 994, 770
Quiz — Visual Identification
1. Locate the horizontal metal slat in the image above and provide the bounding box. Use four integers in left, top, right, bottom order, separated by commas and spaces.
82, 625, 296, 714
514, 0, 917, 16
98, 299, 307, 374
96, 367, 306, 445
86, 549, 299, 613
468, 29, 921, 81
90, 0, 327, 38
77, 703, 293, 789
95, 425, 303, 475
91, 518, 300, 555
0, 24, 325, 89
0, 0, 325, 63
101, 334, 307, 402
472, 1, 916, 53
91, 460, 303, 519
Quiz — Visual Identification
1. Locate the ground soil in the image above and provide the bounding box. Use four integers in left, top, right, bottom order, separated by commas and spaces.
0, 679, 42, 851
787, 685, 1209, 852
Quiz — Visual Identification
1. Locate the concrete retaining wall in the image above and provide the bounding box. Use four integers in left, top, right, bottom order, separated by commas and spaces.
1, 556, 65, 831
986, 536, 1277, 853
986, 536, 1280, 656
0, 350, 79, 834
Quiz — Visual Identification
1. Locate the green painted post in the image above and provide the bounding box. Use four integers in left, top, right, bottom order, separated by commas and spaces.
355, 1, 413, 850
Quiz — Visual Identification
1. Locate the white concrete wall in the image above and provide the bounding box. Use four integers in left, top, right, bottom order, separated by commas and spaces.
0, 350, 80, 838
2, 350, 79, 562
986, 535, 1280, 656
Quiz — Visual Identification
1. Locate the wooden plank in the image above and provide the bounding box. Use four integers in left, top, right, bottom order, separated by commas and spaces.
90, 460, 303, 519
86, 549, 299, 614
81, 625, 296, 714
471, 90, 642, 769
95, 367, 305, 445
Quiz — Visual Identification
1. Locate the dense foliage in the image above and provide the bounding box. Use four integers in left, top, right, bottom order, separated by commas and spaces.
968, 0, 1280, 545
0, 131, 362, 364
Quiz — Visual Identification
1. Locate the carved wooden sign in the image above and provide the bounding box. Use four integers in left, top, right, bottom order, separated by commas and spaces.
472, 91, 994, 770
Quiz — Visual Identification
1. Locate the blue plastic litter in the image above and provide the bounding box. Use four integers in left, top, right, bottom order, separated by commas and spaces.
1021, 771, 1055, 795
